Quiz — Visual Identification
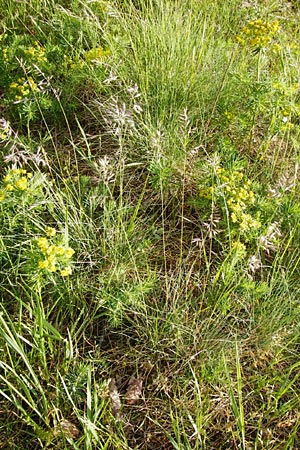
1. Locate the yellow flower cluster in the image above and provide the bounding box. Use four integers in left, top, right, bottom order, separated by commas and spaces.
84, 46, 111, 62
0, 168, 33, 201
62, 54, 85, 70
23, 43, 47, 63
237, 18, 281, 51
231, 241, 247, 257
37, 234, 74, 277
0, 34, 8, 61
2, 47, 8, 61
224, 110, 235, 124
217, 167, 261, 233
199, 185, 215, 199
9, 76, 38, 101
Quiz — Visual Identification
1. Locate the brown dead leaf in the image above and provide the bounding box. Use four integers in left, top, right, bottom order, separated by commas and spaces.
109, 378, 122, 417
125, 377, 143, 405
58, 418, 80, 439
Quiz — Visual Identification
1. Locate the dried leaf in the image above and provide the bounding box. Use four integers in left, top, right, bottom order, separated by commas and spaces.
125, 377, 143, 405
58, 418, 80, 439
109, 378, 122, 417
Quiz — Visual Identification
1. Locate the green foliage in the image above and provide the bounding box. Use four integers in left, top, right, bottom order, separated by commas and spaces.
1, 0, 300, 448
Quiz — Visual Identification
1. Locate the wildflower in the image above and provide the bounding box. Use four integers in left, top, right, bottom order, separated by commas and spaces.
27, 76, 38, 92
0, 191, 5, 202
224, 111, 234, 124
231, 241, 247, 256
12, 168, 25, 175
64, 248, 75, 258
37, 237, 49, 253
46, 245, 56, 256
45, 227, 56, 237
231, 212, 238, 223
272, 43, 282, 53
2, 48, 8, 61
15, 176, 28, 190
49, 263, 57, 273
215, 166, 259, 234
38, 259, 49, 269
3, 174, 11, 183
35, 234, 74, 277
236, 35, 244, 45
84, 46, 111, 62
9, 76, 39, 101
237, 18, 281, 52
38, 254, 57, 273
60, 266, 72, 277
23, 43, 47, 63
239, 213, 261, 233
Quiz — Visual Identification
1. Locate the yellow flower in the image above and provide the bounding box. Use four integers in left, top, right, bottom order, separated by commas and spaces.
49, 264, 57, 273
84, 46, 111, 62
28, 76, 38, 92
46, 244, 57, 256
3, 174, 11, 183
231, 212, 238, 223
239, 213, 261, 232
236, 35, 244, 45
45, 227, 56, 237
0, 191, 5, 202
237, 18, 281, 51
65, 248, 75, 258
60, 266, 72, 277
38, 259, 49, 269
5, 184, 14, 191
37, 237, 49, 252
53, 245, 65, 256
232, 241, 246, 254
15, 176, 28, 190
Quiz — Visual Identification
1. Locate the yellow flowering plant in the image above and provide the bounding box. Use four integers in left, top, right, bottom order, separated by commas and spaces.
36, 232, 75, 277
1, 26, 110, 131
198, 162, 262, 243
9, 76, 39, 102
0, 166, 49, 241
84, 46, 111, 63
0, 167, 33, 203
236, 18, 281, 53
216, 167, 261, 235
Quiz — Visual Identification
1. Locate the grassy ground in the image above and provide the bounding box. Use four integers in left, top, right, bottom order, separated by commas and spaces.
1, 0, 300, 448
